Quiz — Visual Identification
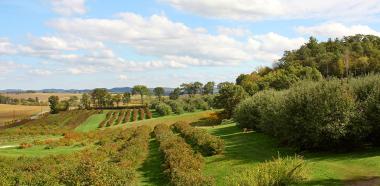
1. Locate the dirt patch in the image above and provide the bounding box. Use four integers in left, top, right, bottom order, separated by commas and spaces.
345, 177, 380, 186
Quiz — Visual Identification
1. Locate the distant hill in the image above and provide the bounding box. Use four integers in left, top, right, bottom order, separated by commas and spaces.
0, 87, 175, 95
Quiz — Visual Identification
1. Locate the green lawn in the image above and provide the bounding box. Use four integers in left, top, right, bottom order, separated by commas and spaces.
202, 123, 380, 185
0, 145, 85, 157
74, 111, 108, 132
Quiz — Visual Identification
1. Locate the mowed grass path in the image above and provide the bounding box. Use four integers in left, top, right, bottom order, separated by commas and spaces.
0, 145, 84, 157
203, 123, 380, 185
74, 111, 108, 132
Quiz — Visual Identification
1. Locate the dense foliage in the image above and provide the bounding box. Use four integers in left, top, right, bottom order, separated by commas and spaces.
235, 75, 380, 150
173, 121, 224, 156
154, 124, 213, 186
226, 156, 308, 186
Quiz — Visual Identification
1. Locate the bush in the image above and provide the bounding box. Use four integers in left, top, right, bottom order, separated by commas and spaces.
167, 100, 185, 115
234, 90, 286, 135
173, 121, 224, 156
154, 124, 214, 186
139, 108, 145, 120
123, 110, 131, 123
226, 155, 308, 186
362, 85, 380, 145
132, 109, 138, 121
19, 142, 32, 149
155, 103, 172, 116
145, 107, 152, 119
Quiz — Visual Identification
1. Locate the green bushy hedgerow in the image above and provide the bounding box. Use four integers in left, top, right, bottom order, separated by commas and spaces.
154, 124, 214, 186
173, 121, 224, 156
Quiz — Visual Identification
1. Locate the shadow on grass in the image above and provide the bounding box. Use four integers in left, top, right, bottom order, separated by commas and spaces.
300, 179, 343, 186
207, 124, 294, 165
138, 138, 169, 186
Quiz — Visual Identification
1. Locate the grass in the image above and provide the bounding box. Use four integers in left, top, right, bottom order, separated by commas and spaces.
202, 123, 380, 185
137, 139, 169, 186
0, 145, 85, 157
0, 104, 49, 124
0, 135, 61, 146
74, 111, 108, 132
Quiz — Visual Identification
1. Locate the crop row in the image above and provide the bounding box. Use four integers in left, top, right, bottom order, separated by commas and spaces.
173, 121, 224, 156
98, 108, 152, 128
154, 124, 213, 186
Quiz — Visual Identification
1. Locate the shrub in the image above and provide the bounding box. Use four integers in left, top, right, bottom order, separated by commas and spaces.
362, 85, 380, 145
139, 108, 145, 120
173, 121, 224, 156
115, 111, 125, 125
282, 80, 357, 150
19, 142, 32, 149
154, 124, 213, 186
155, 103, 172, 116
226, 155, 308, 186
132, 109, 138, 121
234, 90, 286, 135
167, 100, 185, 115
145, 107, 152, 119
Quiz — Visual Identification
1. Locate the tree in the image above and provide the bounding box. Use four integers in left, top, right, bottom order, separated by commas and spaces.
68, 96, 79, 107
113, 94, 122, 107
80, 93, 91, 109
180, 83, 194, 95
48, 95, 60, 114
169, 88, 181, 100
193, 82, 203, 94
132, 85, 150, 104
105, 93, 113, 107
203, 82, 215, 95
215, 84, 247, 118
122, 92, 131, 105
91, 88, 108, 107
154, 87, 165, 101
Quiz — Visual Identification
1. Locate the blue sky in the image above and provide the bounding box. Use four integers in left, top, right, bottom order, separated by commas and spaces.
1, 0, 380, 89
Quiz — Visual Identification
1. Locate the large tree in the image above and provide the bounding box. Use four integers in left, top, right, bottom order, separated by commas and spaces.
215, 84, 247, 118
169, 88, 181, 100
122, 92, 131, 105
153, 87, 165, 101
80, 93, 91, 109
91, 88, 108, 107
113, 94, 122, 107
203, 81, 215, 95
132, 85, 150, 104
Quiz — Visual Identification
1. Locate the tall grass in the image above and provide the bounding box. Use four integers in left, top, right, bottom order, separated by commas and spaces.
226, 155, 308, 186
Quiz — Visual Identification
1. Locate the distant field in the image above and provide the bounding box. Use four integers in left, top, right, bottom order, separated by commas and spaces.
3, 92, 82, 102
0, 104, 49, 124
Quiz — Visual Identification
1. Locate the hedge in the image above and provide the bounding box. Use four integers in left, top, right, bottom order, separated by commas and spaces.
173, 121, 224, 156
154, 124, 213, 186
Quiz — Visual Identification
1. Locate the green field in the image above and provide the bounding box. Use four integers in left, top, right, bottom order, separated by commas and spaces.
0, 145, 84, 157
202, 123, 380, 185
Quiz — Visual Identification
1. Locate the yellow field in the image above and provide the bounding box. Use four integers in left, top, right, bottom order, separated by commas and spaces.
0, 104, 49, 124
3, 93, 82, 102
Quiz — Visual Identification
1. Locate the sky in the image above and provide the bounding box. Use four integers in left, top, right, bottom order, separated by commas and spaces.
1, 0, 380, 89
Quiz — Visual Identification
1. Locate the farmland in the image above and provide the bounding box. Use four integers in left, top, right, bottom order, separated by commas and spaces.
0, 104, 49, 124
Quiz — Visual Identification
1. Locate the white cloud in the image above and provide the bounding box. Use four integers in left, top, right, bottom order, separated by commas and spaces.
50, 0, 86, 16
296, 22, 380, 38
0, 38, 17, 55
217, 27, 250, 37
47, 12, 305, 69
0, 61, 24, 74
29, 69, 53, 76
160, 0, 380, 21
118, 75, 128, 80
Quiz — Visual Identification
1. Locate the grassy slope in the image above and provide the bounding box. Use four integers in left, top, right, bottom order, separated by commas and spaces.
0, 145, 84, 157
74, 111, 108, 132
203, 123, 380, 185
